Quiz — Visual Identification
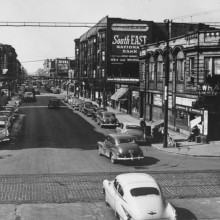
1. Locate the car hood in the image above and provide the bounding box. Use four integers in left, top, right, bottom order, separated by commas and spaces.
128, 196, 169, 219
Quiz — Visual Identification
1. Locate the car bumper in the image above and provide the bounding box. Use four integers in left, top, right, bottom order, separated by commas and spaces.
116, 156, 144, 161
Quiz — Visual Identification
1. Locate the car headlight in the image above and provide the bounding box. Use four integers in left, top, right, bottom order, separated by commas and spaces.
119, 149, 123, 154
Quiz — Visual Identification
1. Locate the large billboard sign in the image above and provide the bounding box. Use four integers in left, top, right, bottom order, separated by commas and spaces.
111, 23, 149, 64
56, 59, 69, 75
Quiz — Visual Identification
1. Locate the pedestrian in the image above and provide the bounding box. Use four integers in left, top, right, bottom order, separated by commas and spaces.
140, 118, 146, 139
188, 125, 200, 142
97, 97, 102, 107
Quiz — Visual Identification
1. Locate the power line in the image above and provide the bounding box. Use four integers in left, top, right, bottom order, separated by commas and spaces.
170, 8, 220, 21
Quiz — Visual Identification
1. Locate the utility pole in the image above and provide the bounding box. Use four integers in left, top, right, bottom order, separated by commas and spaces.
163, 19, 170, 148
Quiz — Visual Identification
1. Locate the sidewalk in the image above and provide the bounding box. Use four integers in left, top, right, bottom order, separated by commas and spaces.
77, 94, 220, 158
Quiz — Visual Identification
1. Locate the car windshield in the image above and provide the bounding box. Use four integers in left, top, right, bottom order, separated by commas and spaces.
130, 187, 160, 197
104, 113, 115, 117
117, 137, 135, 144
126, 125, 141, 130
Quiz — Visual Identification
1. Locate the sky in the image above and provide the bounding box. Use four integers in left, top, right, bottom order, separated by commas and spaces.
1, 0, 220, 74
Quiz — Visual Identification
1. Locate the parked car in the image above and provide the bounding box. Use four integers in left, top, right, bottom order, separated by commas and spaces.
91, 107, 107, 121
23, 92, 36, 102
102, 173, 177, 220
53, 88, 61, 94
83, 104, 98, 116
0, 111, 13, 123
0, 121, 10, 142
97, 133, 144, 164
96, 111, 120, 128
79, 101, 93, 112
48, 98, 61, 109
0, 105, 19, 119
0, 115, 11, 129
116, 122, 145, 142
73, 99, 84, 111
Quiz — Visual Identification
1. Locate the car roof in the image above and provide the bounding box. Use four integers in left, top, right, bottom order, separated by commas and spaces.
116, 173, 158, 188
108, 133, 134, 139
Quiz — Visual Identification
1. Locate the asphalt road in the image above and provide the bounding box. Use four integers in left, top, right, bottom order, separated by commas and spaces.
0, 90, 219, 220
0, 91, 219, 175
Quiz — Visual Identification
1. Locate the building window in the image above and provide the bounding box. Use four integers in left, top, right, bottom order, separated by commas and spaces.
101, 51, 105, 61
149, 62, 155, 81
169, 61, 173, 81
157, 55, 163, 81
177, 59, 184, 81
140, 62, 145, 81
101, 69, 105, 78
205, 57, 220, 77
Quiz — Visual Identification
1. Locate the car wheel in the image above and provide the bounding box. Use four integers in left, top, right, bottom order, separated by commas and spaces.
110, 153, 116, 164
103, 189, 109, 206
98, 146, 103, 156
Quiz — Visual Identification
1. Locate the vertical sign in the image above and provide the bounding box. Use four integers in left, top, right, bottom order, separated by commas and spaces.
203, 110, 208, 135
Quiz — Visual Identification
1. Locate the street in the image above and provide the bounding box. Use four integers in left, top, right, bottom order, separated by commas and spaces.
0, 90, 220, 219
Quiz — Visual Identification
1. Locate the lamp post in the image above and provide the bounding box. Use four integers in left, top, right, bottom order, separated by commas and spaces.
163, 19, 170, 148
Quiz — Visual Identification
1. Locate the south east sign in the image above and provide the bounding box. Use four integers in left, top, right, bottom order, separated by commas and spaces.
111, 34, 148, 58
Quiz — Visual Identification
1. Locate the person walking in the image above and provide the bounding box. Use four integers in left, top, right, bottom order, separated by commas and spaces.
140, 118, 146, 139
97, 97, 102, 107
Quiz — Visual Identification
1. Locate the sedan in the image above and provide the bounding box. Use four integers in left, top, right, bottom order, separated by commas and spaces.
96, 111, 120, 128
103, 173, 177, 220
97, 133, 144, 164
116, 122, 145, 142
91, 107, 107, 121
48, 98, 61, 109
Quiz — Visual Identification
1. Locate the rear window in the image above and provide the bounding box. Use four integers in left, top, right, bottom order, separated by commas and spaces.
104, 113, 115, 117
130, 187, 160, 197
117, 137, 135, 144
126, 125, 141, 130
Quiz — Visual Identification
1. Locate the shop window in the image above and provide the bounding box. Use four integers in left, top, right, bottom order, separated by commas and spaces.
176, 59, 184, 81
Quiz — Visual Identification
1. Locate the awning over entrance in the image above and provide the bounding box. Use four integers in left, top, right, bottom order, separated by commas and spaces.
111, 88, 128, 101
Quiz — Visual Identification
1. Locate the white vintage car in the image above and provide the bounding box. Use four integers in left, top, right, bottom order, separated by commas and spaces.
103, 173, 177, 220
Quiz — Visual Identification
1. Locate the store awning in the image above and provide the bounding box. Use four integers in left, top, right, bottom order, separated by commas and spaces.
111, 88, 128, 101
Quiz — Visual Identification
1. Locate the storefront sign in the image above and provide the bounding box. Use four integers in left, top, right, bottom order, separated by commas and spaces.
176, 97, 196, 107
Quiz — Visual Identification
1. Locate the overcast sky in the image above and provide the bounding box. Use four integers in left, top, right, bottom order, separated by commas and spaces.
1, 0, 220, 74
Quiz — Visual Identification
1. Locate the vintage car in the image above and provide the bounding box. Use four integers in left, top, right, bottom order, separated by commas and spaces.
0, 111, 13, 123
97, 133, 144, 164
96, 111, 120, 128
23, 92, 36, 102
103, 173, 177, 220
0, 105, 19, 119
0, 121, 10, 142
0, 115, 11, 129
48, 98, 61, 109
73, 99, 84, 111
116, 122, 145, 142
83, 104, 98, 116
79, 101, 93, 112
91, 107, 107, 121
